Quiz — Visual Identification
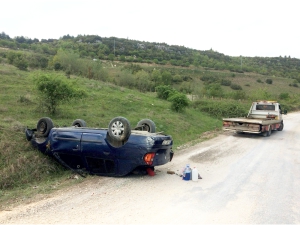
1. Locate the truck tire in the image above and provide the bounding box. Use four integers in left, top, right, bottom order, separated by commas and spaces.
277, 122, 284, 131
262, 125, 271, 137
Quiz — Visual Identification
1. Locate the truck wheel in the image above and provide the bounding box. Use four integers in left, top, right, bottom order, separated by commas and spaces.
136, 119, 156, 133
72, 119, 87, 127
267, 128, 272, 136
37, 117, 54, 137
108, 117, 131, 142
262, 125, 271, 137
277, 122, 284, 131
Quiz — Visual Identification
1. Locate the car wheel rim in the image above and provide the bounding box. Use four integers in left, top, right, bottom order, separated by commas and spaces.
111, 121, 124, 137
39, 122, 46, 134
143, 124, 150, 132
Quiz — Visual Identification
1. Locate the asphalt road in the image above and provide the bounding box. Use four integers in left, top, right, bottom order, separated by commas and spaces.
1, 112, 299, 224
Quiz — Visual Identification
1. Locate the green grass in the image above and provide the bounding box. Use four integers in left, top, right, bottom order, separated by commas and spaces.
1, 60, 300, 208
0, 63, 222, 208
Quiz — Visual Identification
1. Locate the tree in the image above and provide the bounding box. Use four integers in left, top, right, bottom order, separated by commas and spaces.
134, 70, 152, 92
49, 49, 81, 74
161, 71, 172, 85
179, 81, 192, 94
151, 69, 162, 86
34, 73, 86, 114
172, 74, 183, 83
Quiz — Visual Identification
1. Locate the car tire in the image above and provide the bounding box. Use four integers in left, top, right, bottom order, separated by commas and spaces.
37, 117, 54, 137
277, 122, 284, 131
72, 119, 87, 127
136, 119, 156, 133
108, 117, 131, 142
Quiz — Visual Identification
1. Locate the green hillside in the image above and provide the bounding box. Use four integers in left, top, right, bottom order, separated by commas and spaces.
1, 32, 300, 208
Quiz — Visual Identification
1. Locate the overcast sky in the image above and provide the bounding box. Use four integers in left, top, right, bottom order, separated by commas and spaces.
1, 0, 299, 58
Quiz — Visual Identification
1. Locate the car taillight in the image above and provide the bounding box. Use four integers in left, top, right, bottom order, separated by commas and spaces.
144, 153, 155, 165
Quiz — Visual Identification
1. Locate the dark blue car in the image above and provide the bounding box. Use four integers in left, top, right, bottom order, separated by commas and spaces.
25, 117, 174, 176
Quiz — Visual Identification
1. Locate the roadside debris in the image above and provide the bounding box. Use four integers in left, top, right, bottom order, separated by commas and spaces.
167, 170, 175, 174
177, 164, 202, 181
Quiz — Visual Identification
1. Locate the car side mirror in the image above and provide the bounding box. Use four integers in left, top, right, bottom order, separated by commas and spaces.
281, 109, 287, 115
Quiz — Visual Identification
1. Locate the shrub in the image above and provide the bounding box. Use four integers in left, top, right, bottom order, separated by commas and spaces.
6, 51, 28, 70
266, 78, 273, 84
279, 93, 290, 100
191, 100, 248, 118
228, 90, 247, 100
257, 79, 263, 83
203, 83, 224, 98
179, 82, 192, 94
168, 93, 189, 112
200, 75, 218, 84
221, 79, 231, 86
34, 73, 87, 114
230, 84, 242, 90
155, 85, 176, 100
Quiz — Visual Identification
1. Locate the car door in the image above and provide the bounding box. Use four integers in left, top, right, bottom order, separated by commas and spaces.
51, 130, 85, 170
81, 132, 116, 175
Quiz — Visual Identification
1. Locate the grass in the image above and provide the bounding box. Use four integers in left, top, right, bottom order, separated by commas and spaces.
1, 59, 300, 208
0, 63, 222, 208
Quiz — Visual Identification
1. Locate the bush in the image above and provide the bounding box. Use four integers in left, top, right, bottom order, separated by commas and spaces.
33, 73, 87, 114
257, 79, 263, 83
279, 93, 290, 100
6, 51, 28, 70
168, 93, 189, 112
230, 84, 242, 90
155, 85, 176, 100
228, 90, 247, 100
221, 79, 231, 86
203, 83, 224, 98
191, 99, 248, 118
266, 78, 273, 84
200, 75, 218, 84
291, 83, 298, 87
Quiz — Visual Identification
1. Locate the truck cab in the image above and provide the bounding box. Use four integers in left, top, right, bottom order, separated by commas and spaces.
247, 100, 284, 120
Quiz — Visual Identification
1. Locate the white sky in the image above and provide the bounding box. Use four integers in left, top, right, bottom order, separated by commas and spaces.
1, 0, 299, 58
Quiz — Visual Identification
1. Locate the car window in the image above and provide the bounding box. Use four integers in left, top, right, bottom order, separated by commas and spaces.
256, 105, 275, 110
86, 157, 115, 174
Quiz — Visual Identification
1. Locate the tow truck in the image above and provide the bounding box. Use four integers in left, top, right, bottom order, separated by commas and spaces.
223, 100, 286, 137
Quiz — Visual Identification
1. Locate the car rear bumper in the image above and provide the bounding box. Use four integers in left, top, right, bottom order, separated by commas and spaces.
152, 149, 174, 166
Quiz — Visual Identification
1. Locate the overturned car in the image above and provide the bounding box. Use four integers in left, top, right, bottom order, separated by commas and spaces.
25, 117, 174, 176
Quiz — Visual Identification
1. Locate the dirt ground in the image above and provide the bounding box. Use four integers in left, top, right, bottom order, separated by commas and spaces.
1, 112, 299, 224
